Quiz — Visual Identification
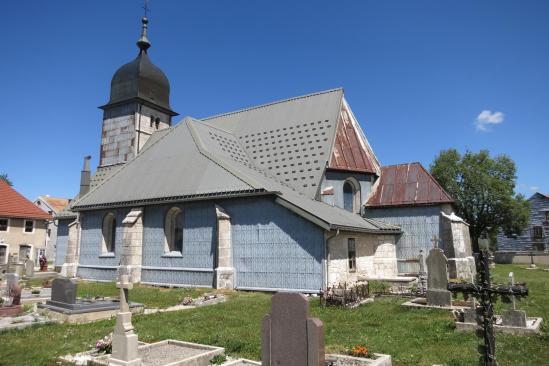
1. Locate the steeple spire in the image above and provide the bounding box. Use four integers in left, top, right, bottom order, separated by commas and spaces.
136, 17, 151, 53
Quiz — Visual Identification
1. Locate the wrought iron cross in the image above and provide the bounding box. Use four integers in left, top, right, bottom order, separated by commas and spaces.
448, 251, 528, 366
143, 0, 151, 17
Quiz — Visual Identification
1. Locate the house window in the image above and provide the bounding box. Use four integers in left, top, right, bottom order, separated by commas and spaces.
545, 211, 549, 222
24, 220, 34, 233
0, 245, 6, 264
155, 118, 160, 130
532, 226, 544, 239
348, 238, 357, 272
0, 218, 8, 231
165, 207, 184, 253
19, 245, 31, 260
102, 213, 117, 254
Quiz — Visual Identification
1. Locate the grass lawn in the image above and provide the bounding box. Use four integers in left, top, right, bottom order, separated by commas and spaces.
1, 264, 548, 366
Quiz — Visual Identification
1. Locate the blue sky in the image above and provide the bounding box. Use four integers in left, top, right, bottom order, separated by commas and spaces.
1, 0, 548, 201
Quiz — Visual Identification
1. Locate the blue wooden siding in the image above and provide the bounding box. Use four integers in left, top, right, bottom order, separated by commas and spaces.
222, 197, 325, 292
141, 203, 215, 287
365, 205, 442, 273
497, 193, 549, 252
320, 171, 373, 210
54, 220, 70, 267
77, 209, 128, 281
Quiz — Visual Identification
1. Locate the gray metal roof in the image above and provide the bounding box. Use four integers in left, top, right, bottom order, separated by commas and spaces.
71, 89, 399, 233
201, 88, 343, 198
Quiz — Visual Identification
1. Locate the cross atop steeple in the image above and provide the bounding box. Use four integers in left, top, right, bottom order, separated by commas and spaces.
142, 0, 150, 18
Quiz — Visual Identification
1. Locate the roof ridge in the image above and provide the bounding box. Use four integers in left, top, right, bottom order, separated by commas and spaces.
186, 119, 262, 190
201, 88, 344, 122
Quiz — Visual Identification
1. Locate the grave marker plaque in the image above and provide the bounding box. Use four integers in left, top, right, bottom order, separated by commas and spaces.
262, 292, 324, 366
426, 248, 452, 307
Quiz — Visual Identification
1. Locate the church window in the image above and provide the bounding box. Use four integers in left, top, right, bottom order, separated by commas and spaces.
348, 238, 356, 272
102, 213, 117, 254
343, 178, 361, 213
165, 207, 184, 253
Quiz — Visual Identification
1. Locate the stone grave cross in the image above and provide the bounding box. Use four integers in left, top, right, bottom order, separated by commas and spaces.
110, 274, 141, 366
262, 292, 324, 366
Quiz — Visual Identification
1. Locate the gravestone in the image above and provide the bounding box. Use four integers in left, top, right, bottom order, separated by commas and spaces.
50, 278, 77, 305
426, 248, 452, 307
261, 292, 324, 366
25, 259, 34, 277
501, 272, 527, 327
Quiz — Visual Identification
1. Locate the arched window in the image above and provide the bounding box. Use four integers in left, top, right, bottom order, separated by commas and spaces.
102, 213, 116, 254
343, 178, 361, 213
343, 181, 355, 212
165, 207, 184, 253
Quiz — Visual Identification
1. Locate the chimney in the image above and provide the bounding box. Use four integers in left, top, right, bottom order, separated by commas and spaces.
79, 156, 92, 197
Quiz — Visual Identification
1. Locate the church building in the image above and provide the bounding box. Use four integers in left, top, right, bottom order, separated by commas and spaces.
55, 16, 473, 292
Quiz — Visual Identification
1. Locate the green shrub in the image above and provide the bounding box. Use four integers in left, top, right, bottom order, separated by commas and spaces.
210, 354, 227, 365
368, 280, 391, 294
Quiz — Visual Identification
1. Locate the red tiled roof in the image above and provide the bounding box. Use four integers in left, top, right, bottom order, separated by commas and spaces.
329, 102, 380, 174
366, 162, 454, 208
39, 196, 70, 214
0, 180, 52, 220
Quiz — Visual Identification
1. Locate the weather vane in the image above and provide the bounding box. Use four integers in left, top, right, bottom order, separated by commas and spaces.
143, 0, 151, 17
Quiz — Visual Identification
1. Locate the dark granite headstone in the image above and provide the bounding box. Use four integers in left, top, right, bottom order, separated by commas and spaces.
51, 278, 77, 305
262, 292, 324, 366
502, 309, 527, 327
426, 248, 452, 307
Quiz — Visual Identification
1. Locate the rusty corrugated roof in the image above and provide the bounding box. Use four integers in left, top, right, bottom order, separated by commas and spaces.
0, 180, 52, 220
40, 196, 70, 214
329, 100, 380, 174
366, 162, 454, 208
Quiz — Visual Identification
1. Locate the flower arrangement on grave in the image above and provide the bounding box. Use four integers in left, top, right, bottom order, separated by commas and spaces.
95, 333, 113, 354
349, 344, 369, 358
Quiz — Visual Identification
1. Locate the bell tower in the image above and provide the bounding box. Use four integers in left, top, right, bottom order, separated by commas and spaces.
98, 17, 178, 167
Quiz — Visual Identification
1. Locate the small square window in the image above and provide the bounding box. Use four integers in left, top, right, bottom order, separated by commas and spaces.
24, 220, 34, 233
0, 218, 8, 232
532, 226, 543, 239
348, 238, 357, 272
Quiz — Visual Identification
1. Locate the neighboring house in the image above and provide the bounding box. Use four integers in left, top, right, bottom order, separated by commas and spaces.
33, 196, 70, 263
365, 163, 474, 279
0, 180, 52, 270
497, 192, 549, 252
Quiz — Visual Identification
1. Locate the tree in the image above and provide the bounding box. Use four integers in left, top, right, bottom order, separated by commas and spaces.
0, 173, 12, 186
430, 149, 530, 252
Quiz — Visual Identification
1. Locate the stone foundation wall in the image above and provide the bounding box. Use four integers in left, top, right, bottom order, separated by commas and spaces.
328, 231, 398, 285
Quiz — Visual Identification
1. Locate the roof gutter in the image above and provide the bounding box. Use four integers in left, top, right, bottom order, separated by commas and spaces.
72, 189, 275, 212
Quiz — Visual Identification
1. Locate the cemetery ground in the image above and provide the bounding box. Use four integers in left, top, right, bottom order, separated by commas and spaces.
1, 264, 548, 366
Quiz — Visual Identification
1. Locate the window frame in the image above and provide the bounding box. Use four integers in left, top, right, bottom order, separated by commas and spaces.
545, 211, 549, 223
101, 212, 117, 255
348, 238, 357, 272
532, 226, 544, 239
164, 207, 184, 255
23, 219, 35, 234
0, 218, 9, 232
19, 244, 32, 261
0, 244, 7, 264
342, 178, 361, 214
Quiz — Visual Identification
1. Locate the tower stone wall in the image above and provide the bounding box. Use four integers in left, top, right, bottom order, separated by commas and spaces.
99, 102, 171, 167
